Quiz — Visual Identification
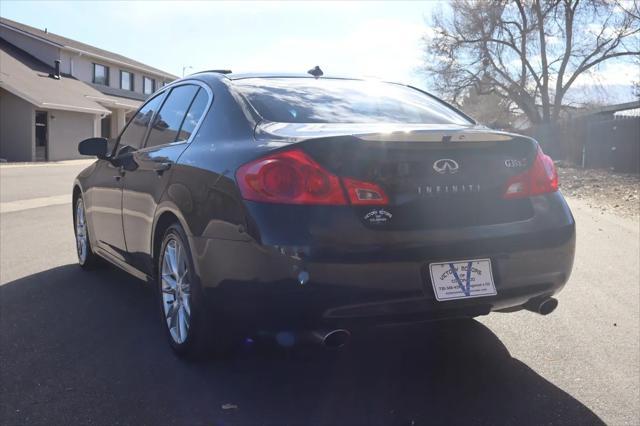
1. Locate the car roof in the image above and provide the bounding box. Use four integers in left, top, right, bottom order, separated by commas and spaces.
227, 72, 363, 81
190, 70, 379, 83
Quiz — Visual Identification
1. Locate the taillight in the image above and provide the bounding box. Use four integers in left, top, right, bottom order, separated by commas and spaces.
236, 149, 388, 205
236, 149, 345, 204
503, 147, 558, 199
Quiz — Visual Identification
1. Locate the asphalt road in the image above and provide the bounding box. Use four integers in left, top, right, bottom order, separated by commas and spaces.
1, 162, 638, 426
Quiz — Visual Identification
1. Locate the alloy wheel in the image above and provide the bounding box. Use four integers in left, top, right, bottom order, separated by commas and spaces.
75, 198, 88, 264
161, 238, 192, 345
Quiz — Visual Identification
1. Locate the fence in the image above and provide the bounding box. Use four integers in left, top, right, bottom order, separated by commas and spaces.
526, 115, 640, 174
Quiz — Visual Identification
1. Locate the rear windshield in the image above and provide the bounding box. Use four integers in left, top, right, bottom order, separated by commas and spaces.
233, 78, 472, 125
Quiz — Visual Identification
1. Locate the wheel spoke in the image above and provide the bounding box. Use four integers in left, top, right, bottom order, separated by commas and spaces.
167, 242, 178, 276
77, 220, 85, 237
169, 326, 180, 343
167, 304, 179, 339
162, 254, 172, 278
176, 243, 186, 278
182, 294, 191, 316
162, 273, 177, 290
178, 307, 187, 339
165, 302, 175, 320
179, 268, 188, 285
174, 306, 183, 342
180, 283, 190, 295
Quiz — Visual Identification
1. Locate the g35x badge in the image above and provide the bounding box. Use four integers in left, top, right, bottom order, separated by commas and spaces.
504, 158, 528, 168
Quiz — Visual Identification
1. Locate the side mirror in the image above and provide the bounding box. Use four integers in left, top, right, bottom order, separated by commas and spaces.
78, 137, 109, 159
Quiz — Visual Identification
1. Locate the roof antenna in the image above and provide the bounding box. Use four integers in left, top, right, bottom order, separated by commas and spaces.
307, 66, 323, 79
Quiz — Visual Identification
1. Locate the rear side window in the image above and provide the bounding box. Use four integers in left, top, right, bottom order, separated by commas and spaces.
118, 93, 165, 151
233, 78, 471, 125
146, 85, 200, 148
176, 89, 209, 141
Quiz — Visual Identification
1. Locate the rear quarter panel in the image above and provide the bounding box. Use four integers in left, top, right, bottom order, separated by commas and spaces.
154, 77, 266, 274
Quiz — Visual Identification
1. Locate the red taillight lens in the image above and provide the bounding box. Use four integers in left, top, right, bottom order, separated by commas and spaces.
503, 147, 558, 199
236, 150, 347, 204
236, 149, 389, 206
342, 177, 389, 205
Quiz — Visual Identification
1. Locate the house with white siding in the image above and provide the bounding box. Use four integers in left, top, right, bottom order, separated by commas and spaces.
0, 17, 177, 161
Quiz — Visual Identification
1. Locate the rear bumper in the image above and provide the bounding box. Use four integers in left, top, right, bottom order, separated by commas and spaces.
189, 192, 575, 329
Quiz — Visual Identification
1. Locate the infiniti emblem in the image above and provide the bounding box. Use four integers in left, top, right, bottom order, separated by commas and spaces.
433, 158, 459, 175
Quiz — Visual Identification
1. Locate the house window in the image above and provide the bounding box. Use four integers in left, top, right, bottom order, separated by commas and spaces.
143, 77, 155, 95
120, 71, 133, 91
93, 64, 109, 86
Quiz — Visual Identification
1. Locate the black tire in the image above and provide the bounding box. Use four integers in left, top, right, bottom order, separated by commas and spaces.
157, 223, 237, 359
74, 195, 100, 268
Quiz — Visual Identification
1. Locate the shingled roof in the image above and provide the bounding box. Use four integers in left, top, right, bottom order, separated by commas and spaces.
0, 17, 177, 80
0, 39, 141, 114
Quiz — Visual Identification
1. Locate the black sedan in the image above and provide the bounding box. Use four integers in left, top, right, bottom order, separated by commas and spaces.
73, 71, 575, 358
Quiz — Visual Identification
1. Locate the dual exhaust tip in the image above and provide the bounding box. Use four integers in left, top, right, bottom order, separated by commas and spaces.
275, 298, 558, 349
274, 328, 352, 348
312, 329, 351, 348
524, 297, 558, 315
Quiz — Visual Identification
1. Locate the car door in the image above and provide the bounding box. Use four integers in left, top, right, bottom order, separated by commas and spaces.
121, 83, 211, 273
85, 94, 165, 260
83, 140, 127, 260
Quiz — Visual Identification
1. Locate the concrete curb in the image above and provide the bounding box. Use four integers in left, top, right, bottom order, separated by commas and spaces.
0, 159, 95, 168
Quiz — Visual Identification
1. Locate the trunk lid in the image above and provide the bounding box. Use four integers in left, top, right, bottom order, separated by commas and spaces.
256, 122, 538, 230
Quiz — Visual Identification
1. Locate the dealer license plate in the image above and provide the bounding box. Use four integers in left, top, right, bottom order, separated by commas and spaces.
429, 259, 497, 301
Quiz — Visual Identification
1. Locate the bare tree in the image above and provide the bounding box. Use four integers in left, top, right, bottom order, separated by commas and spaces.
632, 55, 640, 98
460, 83, 518, 128
423, 0, 640, 125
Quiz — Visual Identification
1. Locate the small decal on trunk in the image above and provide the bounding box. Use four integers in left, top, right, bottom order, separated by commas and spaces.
364, 209, 393, 225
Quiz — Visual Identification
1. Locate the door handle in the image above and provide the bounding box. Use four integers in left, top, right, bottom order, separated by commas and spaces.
113, 166, 125, 181
153, 162, 172, 175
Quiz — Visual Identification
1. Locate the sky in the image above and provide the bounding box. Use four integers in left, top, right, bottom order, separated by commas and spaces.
0, 1, 433, 85
1, 1, 637, 103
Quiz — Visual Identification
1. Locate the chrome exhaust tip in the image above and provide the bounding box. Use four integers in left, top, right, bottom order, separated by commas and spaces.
525, 297, 558, 315
312, 329, 351, 348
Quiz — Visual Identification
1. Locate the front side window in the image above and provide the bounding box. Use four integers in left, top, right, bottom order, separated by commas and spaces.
120, 71, 133, 91
93, 64, 109, 86
145, 85, 200, 147
143, 77, 155, 95
233, 78, 472, 125
117, 93, 165, 152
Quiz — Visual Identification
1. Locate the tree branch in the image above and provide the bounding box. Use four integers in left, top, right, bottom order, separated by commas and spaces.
552, 0, 578, 121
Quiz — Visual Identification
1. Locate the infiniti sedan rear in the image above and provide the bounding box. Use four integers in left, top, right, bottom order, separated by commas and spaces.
73, 73, 575, 357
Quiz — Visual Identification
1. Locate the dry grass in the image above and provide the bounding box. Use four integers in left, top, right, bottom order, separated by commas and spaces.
557, 163, 640, 218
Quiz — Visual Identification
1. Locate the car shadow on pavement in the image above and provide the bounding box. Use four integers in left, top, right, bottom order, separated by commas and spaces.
0, 264, 604, 426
